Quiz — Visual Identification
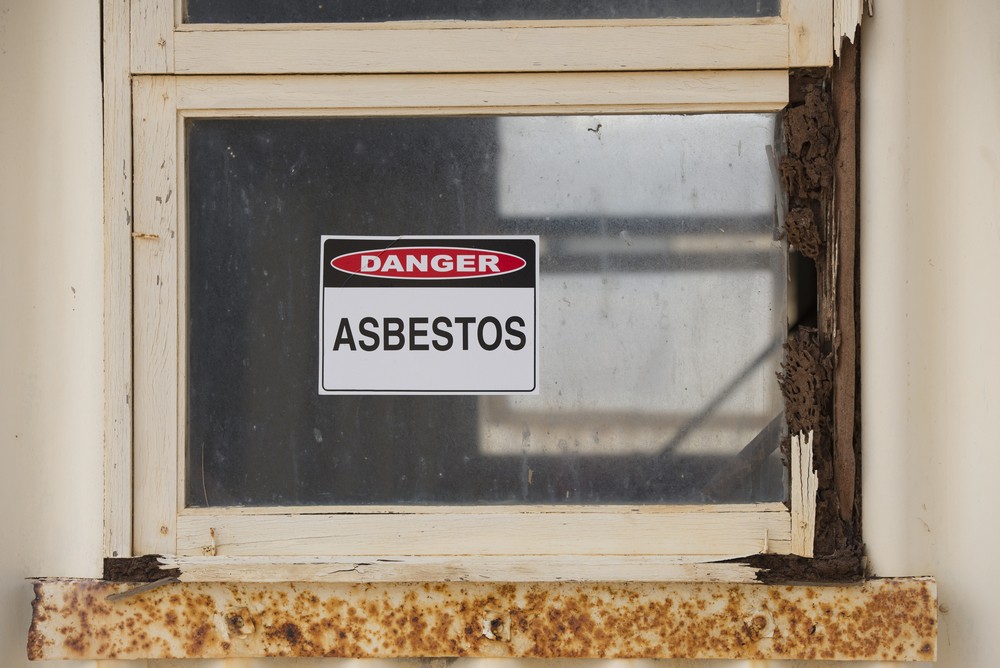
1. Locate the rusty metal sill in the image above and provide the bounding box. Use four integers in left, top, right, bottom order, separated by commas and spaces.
28, 577, 936, 661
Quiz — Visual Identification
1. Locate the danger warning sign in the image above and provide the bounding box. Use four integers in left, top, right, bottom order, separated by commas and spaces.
319, 236, 538, 394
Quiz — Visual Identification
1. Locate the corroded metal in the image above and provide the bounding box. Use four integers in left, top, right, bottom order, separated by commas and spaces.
28, 578, 936, 661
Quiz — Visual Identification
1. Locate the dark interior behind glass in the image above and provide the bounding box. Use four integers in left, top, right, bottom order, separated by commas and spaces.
185, 0, 781, 23
185, 115, 787, 507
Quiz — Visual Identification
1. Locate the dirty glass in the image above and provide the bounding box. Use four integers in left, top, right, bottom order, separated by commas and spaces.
185, 114, 786, 507
184, 0, 780, 23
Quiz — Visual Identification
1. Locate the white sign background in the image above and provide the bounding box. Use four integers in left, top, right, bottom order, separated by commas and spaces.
319, 236, 538, 395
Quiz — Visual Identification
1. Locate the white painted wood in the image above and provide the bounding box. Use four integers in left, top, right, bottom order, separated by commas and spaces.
130, 0, 174, 73
173, 23, 788, 74
102, 0, 133, 559
134, 71, 793, 562
174, 89, 190, 525
174, 71, 788, 114
790, 430, 818, 557
176, 509, 792, 557
787, 0, 834, 67
129, 42, 796, 568
132, 76, 179, 555
160, 554, 763, 583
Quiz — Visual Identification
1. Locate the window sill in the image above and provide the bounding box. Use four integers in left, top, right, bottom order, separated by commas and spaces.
29, 577, 936, 661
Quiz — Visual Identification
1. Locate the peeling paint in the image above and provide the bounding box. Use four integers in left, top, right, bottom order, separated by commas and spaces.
28, 578, 936, 661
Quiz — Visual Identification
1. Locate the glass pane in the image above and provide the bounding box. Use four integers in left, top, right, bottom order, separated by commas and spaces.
185, 0, 781, 23
185, 114, 786, 507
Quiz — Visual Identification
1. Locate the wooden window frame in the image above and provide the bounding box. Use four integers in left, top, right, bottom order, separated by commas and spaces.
131, 0, 833, 74
18, 2, 937, 661
109, 1, 832, 580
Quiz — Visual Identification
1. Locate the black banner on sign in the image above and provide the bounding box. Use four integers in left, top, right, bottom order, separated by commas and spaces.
322, 237, 537, 289
319, 235, 539, 394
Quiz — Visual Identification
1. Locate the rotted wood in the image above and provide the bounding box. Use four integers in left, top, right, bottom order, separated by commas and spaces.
777, 53, 861, 565
831, 37, 860, 525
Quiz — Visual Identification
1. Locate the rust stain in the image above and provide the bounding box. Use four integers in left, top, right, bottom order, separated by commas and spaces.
27, 578, 936, 661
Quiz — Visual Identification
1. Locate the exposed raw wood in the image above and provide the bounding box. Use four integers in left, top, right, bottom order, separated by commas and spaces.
159, 555, 763, 583
132, 76, 178, 555
130, 0, 173, 73
174, 71, 788, 114
787, 0, 834, 67
173, 23, 789, 74
833, 37, 859, 524
790, 431, 819, 557
28, 578, 938, 661
102, 0, 133, 559
176, 509, 792, 557
834, 0, 871, 55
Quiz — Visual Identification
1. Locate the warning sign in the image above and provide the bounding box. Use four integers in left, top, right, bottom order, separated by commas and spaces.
319, 236, 538, 394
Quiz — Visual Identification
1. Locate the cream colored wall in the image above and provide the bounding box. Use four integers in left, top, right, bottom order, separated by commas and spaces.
2, 0, 998, 666
861, 0, 1000, 666
0, 0, 104, 665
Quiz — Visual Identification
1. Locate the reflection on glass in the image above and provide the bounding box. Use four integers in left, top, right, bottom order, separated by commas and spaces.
185, 114, 786, 508
185, 0, 781, 23
483, 115, 783, 468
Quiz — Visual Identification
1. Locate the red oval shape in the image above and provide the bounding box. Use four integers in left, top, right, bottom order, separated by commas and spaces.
331, 246, 527, 280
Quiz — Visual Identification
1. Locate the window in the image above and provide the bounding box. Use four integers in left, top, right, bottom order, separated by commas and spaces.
184, 113, 786, 507
25, 2, 941, 662
118, 0, 838, 574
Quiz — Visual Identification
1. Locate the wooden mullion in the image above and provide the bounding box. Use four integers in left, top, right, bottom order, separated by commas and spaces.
172, 71, 788, 113
172, 23, 788, 74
